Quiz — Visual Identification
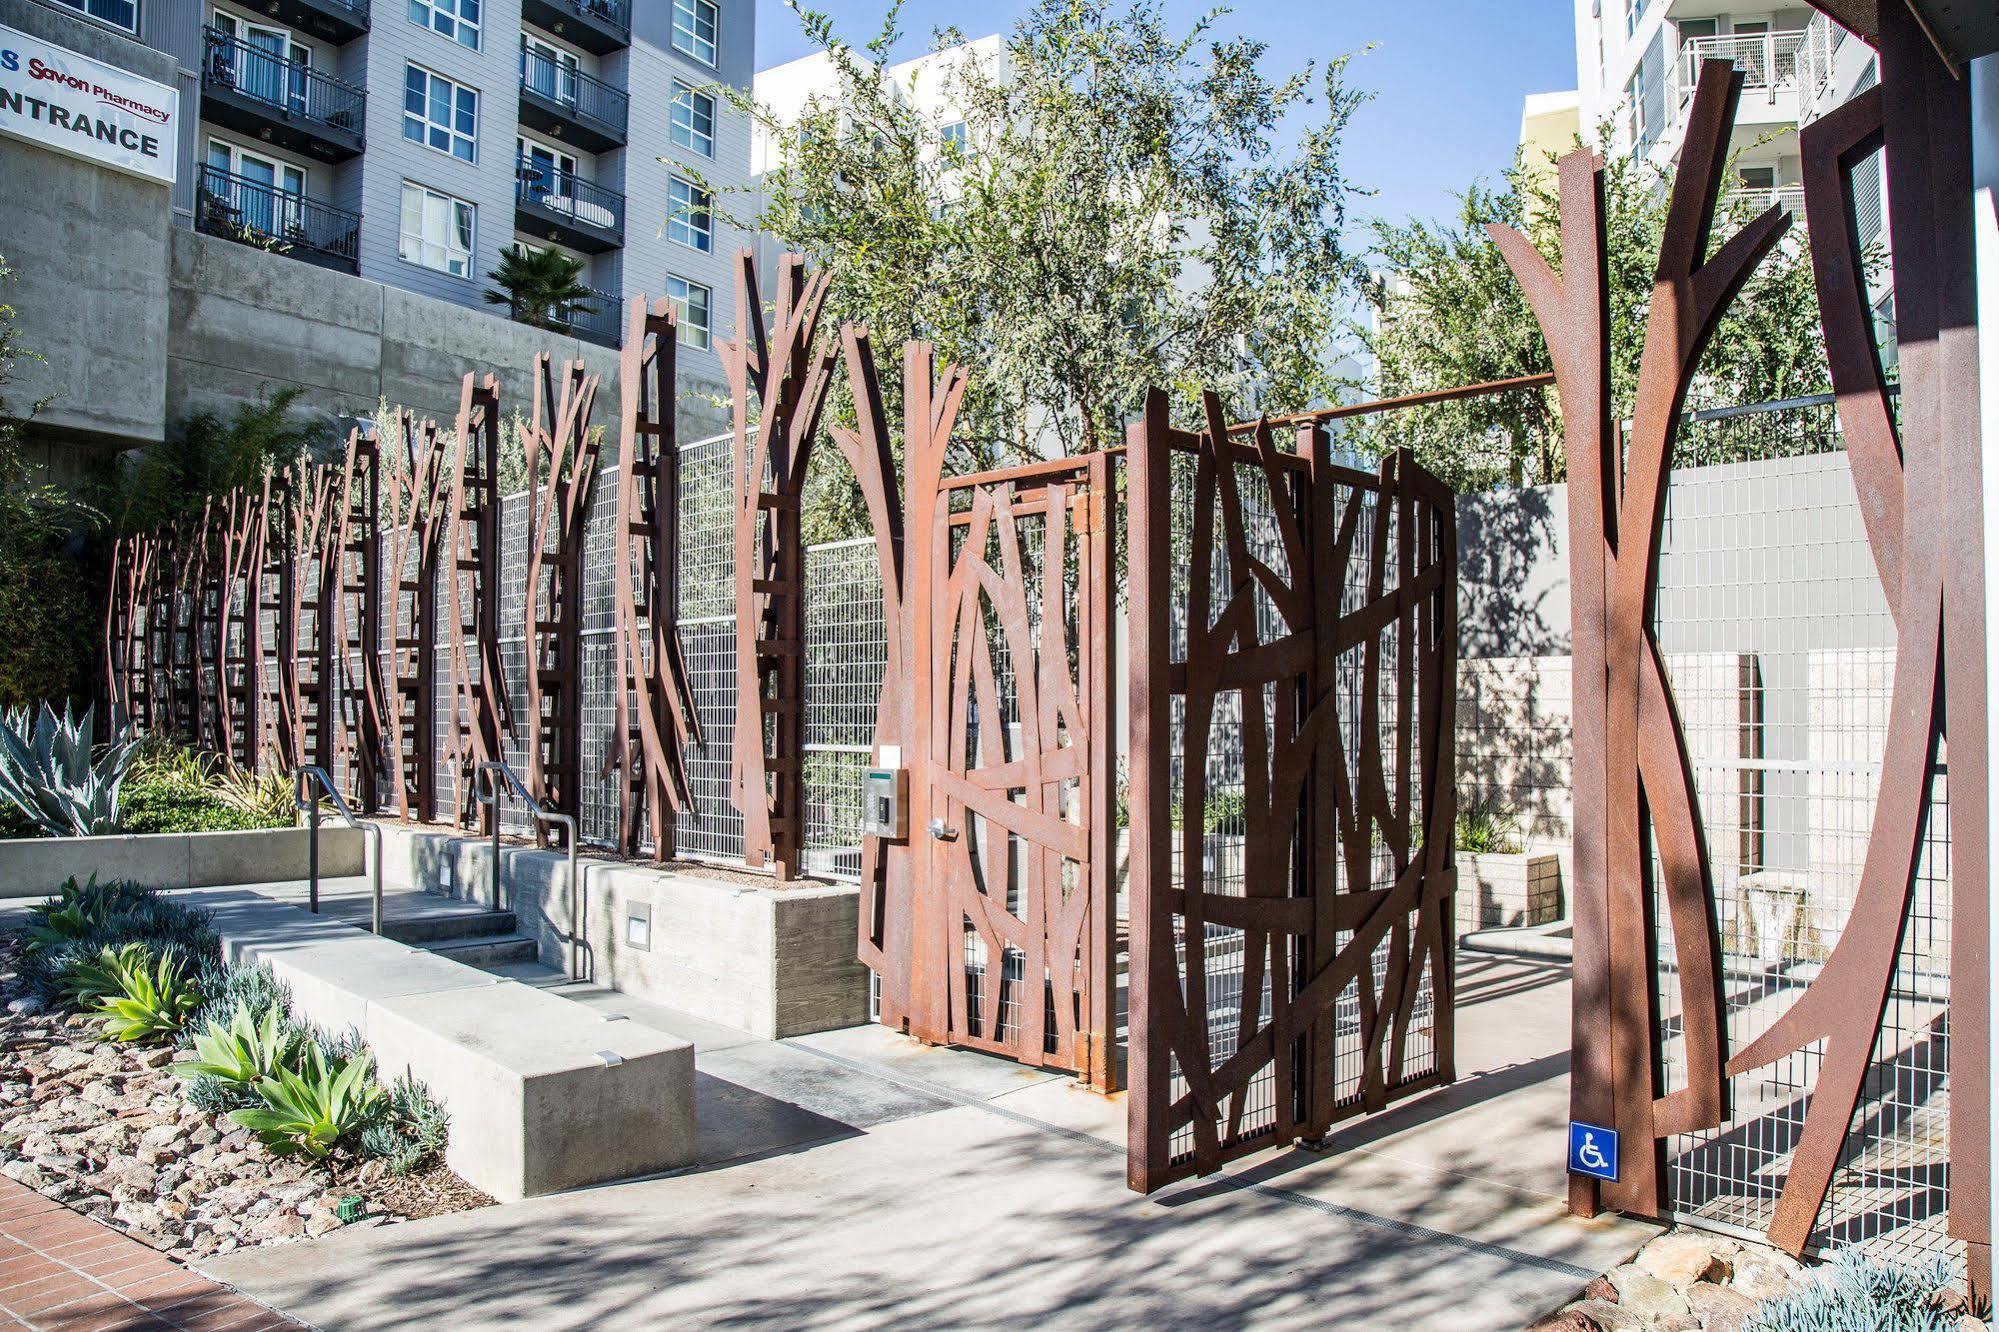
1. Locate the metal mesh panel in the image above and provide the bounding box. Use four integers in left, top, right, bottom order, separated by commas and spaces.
1649, 449, 1951, 1265
673, 431, 742, 861
803, 537, 885, 881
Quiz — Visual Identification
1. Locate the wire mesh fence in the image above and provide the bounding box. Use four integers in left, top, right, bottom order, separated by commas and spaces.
1646, 448, 1949, 1265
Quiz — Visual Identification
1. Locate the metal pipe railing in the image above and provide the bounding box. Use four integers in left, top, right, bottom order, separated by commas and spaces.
292, 765, 384, 935
475, 760, 583, 980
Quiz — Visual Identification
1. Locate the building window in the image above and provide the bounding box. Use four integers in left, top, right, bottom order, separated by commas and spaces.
670, 82, 714, 157
400, 182, 476, 278
48, 0, 137, 33
667, 177, 712, 252
203, 140, 308, 240
408, 0, 480, 50
939, 121, 968, 155
665, 275, 711, 349
404, 64, 479, 162
671, 0, 718, 66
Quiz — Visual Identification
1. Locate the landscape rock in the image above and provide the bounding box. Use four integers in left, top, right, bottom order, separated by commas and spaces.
1686, 1281, 1758, 1332
1606, 1265, 1689, 1320
1636, 1232, 1731, 1286
1560, 1299, 1648, 1331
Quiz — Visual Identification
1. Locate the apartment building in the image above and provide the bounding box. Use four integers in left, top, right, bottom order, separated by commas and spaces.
28, 0, 753, 385
1571, 0, 1879, 221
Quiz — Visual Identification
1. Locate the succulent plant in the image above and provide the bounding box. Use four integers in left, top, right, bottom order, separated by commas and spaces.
0, 703, 141, 837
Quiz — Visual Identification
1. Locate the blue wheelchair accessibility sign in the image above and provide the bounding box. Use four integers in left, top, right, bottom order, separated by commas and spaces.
1569, 1121, 1619, 1182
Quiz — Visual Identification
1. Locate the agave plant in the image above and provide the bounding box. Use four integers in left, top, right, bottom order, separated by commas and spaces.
0, 704, 141, 837
87, 945, 204, 1042
23, 876, 155, 954
59, 940, 156, 1008
174, 1002, 305, 1090
233, 1045, 386, 1159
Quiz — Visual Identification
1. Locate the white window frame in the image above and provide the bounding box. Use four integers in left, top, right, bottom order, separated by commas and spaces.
408, 0, 481, 51
940, 120, 969, 154
519, 34, 581, 107
665, 275, 711, 350
404, 63, 480, 163
209, 12, 313, 114
671, 0, 719, 67
206, 137, 307, 195
670, 81, 715, 158
400, 181, 477, 279
666, 176, 712, 252
50, 0, 137, 34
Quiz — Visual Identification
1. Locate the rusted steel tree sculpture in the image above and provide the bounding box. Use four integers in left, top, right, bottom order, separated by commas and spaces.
385, 412, 451, 822
607, 296, 700, 859
443, 374, 506, 832
1125, 390, 1459, 1190
327, 428, 385, 808
1780, 3, 1988, 1279
521, 354, 604, 841
720, 252, 837, 880
827, 327, 936, 1023
1500, 31, 1989, 1282
1491, 59, 1786, 1222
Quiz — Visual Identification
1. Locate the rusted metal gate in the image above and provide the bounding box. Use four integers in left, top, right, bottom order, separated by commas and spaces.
907, 450, 1118, 1082
1124, 391, 1460, 1191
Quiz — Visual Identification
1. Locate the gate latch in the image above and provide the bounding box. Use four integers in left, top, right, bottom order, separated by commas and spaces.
927, 819, 960, 842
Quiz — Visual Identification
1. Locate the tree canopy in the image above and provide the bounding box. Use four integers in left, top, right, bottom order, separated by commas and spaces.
1354, 139, 1834, 491
709, 0, 1367, 505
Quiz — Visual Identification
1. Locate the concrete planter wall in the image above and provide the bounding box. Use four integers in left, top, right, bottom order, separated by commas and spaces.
0, 827, 363, 898
372, 824, 868, 1040
1456, 849, 1564, 937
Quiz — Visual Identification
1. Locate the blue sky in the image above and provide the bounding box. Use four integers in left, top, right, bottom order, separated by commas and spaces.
752, 1, 1580, 238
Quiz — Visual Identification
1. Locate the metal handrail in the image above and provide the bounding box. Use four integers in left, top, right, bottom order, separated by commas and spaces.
475, 760, 583, 980
518, 47, 628, 136
292, 765, 384, 935
201, 28, 367, 130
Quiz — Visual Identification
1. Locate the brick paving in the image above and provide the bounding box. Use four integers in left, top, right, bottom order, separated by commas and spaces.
0, 1176, 301, 1331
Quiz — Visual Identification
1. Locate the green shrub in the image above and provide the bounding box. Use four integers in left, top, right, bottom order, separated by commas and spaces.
23, 875, 155, 953
118, 743, 291, 834
232, 1045, 385, 1159
358, 1071, 450, 1175
186, 960, 292, 1044
87, 943, 203, 1042
1456, 800, 1522, 855
1744, 1250, 1963, 1332
59, 941, 155, 1008
174, 1002, 306, 1108
0, 703, 140, 836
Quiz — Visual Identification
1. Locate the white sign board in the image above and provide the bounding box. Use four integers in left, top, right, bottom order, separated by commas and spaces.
0, 23, 177, 184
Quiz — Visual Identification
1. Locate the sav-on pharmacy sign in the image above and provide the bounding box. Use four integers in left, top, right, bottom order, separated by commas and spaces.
0, 23, 177, 184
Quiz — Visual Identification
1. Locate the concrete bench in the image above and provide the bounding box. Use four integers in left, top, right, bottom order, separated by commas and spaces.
191, 890, 695, 1202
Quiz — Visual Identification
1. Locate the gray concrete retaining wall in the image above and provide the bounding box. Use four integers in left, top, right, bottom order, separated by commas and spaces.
372, 822, 869, 1041
0, 826, 362, 897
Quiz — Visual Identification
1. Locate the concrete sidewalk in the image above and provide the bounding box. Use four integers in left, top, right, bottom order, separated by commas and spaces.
202, 954, 1648, 1331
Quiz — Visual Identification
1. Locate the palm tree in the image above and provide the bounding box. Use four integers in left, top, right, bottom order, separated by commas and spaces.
484, 245, 597, 331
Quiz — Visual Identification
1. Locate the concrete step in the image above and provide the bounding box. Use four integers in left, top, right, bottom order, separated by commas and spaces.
426, 934, 541, 968
380, 908, 517, 945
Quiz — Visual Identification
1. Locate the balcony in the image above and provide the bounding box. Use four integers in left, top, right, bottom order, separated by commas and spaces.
196, 164, 360, 274
510, 288, 621, 349
521, 0, 630, 55
239, 0, 368, 44
515, 157, 625, 254
517, 49, 627, 153
1667, 30, 1807, 133
200, 28, 364, 163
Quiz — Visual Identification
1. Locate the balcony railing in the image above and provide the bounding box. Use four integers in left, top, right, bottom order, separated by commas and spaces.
201, 28, 365, 135
1723, 183, 1807, 217
521, 0, 630, 53
511, 288, 620, 348
515, 156, 625, 240
518, 47, 628, 142
1668, 30, 1807, 121
196, 165, 360, 272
